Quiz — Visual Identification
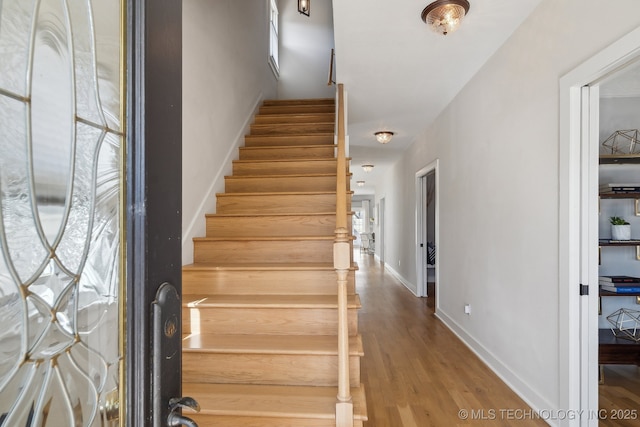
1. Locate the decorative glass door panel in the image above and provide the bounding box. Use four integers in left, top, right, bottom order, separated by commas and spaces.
0, 0, 124, 425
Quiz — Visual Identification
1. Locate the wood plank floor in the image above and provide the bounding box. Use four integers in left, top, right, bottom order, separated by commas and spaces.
356, 250, 640, 426
355, 251, 547, 427
600, 365, 640, 427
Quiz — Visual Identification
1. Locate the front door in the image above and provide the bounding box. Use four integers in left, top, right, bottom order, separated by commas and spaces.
0, 1, 183, 426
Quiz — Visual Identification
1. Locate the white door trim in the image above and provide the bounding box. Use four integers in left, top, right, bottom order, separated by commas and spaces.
415, 159, 440, 300
559, 26, 640, 427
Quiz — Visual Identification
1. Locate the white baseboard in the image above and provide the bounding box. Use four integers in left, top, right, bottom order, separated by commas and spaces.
384, 263, 418, 296
435, 308, 557, 427
181, 94, 264, 265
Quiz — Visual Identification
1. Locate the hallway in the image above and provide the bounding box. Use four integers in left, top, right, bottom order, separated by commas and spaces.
355, 251, 547, 427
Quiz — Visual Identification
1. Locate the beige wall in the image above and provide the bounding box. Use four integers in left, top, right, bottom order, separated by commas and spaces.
277, 0, 335, 99
182, 0, 278, 264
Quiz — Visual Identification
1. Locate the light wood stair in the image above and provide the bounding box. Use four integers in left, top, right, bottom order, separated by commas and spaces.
183, 98, 367, 426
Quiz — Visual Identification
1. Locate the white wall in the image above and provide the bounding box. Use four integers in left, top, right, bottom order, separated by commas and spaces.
182, 0, 278, 264
277, 0, 335, 99
375, 0, 640, 417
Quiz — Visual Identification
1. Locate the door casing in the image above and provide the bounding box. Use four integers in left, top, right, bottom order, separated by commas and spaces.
125, 0, 183, 425
559, 26, 640, 427
415, 160, 439, 300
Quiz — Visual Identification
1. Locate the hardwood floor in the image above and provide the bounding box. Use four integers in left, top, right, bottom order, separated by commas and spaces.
355, 251, 547, 427
600, 365, 640, 427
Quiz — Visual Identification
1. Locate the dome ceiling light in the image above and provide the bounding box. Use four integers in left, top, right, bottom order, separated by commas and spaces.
374, 131, 394, 144
421, 0, 470, 36
362, 164, 374, 173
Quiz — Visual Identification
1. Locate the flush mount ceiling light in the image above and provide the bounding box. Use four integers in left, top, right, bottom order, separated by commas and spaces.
298, 0, 310, 16
421, 0, 470, 36
356, 181, 365, 187
362, 164, 374, 173
374, 131, 394, 144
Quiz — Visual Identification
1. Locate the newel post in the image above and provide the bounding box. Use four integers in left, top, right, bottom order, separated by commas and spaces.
335, 227, 353, 427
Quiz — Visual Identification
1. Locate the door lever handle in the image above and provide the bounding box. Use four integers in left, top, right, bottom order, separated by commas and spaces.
169, 397, 200, 413
167, 396, 200, 427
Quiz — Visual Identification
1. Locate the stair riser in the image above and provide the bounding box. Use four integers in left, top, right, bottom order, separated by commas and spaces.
206, 214, 337, 237
216, 194, 343, 214
194, 240, 333, 264
239, 146, 335, 160
259, 104, 335, 115
189, 415, 363, 427
183, 307, 359, 336
232, 159, 338, 176
183, 269, 356, 295
244, 134, 334, 147
183, 353, 360, 386
263, 99, 334, 106
250, 123, 335, 136
253, 113, 334, 124
225, 175, 339, 193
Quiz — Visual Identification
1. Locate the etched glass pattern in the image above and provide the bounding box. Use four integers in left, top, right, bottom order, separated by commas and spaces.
0, 0, 123, 425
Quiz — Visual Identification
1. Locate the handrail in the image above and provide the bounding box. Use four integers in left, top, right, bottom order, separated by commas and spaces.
328, 48, 336, 86
334, 83, 353, 427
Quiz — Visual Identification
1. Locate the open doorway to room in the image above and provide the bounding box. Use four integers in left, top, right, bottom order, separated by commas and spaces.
416, 161, 439, 304
561, 28, 640, 426
595, 58, 640, 422
378, 198, 385, 263
353, 198, 375, 254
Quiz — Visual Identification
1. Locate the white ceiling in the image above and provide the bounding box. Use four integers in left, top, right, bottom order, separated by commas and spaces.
332, 0, 543, 195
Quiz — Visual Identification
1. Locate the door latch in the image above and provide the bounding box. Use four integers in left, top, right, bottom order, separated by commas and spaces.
152, 283, 200, 427
580, 284, 589, 296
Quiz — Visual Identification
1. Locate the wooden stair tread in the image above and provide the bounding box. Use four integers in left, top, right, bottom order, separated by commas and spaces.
240, 144, 337, 151
193, 235, 335, 242
183, 262, 358, 271
233, 158, 348, 165
245, 132, 334, 138
205, 212, 352, 218
225, 173, 340, 179
263, 98, 335, 106
217, 190, 350, 197
184, 294, 362, 309
183, 334, 363, 355
244, 133, 334, 142
182, 383, 367, 420
254, 112, 335, 120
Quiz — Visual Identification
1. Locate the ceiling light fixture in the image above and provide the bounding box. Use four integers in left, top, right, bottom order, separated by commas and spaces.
298, 0, 310, 16
421, 0, 470, 36
375, 131, 394, 144
357, 181, 365, 187
362, 164, 374, 173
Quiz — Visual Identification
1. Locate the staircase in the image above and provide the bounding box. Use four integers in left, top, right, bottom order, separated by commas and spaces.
182, 97, 368, 426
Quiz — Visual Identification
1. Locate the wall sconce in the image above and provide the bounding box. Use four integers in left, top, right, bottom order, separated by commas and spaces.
374, 131, 394, 144
421, 0, 470, 35
298, 0, 310, 16
362, 164, 374, 173
356, 181, 365, 187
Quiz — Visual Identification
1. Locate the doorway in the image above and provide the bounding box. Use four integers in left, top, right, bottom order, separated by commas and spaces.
596, 61, 640, 420
560, 27, 640, 426
416, 160, 439, 300
0, 2, 184, 425
378, 198, 385, 263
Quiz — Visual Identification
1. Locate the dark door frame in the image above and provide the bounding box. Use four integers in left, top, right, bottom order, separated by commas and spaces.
126, 0, 182, 425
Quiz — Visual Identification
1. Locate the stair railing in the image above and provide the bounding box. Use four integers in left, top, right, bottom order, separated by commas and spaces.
334, 83, 353, 427
328, 48, 336, 86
